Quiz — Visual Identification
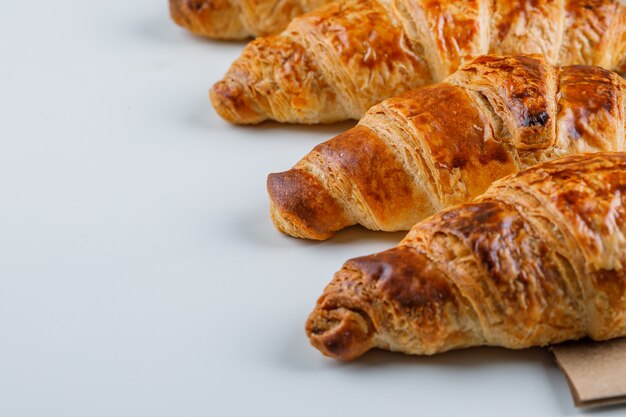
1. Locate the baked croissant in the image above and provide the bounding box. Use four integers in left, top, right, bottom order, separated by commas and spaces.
267, 55, 626, 240
306, 152, 626, 360
211, 0, 626, 124
169, 0, 331, 40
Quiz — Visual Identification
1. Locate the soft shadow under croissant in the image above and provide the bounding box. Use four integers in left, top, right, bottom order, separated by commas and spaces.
307, 152, 626, 360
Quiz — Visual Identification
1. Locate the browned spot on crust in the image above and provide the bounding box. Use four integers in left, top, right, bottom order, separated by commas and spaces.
348, 246, 453, 311
560, 65, 619, 114
594, 269, 626, 307
385, 83, 517, 199
313, 125, 418, 227
453, 55, 555, 149
548, 167, 626, 256
397, 85, 512, 169
557, 65, 621, 150
463, 55, 553, 149
267, 168, 349, 240
434, 199, 565, 311
309, 0, 421, 73
439, 201, 526, 282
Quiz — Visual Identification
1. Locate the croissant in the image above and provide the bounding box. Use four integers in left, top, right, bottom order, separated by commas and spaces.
211, 0, 626, 124
169, 0, 331, 39
306, 152, 626, 360
267, 55, 626, 240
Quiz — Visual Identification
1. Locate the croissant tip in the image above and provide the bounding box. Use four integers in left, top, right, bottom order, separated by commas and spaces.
268, 200, 331, 240
169, 0, 186, 26
170, 0, 250, 40
306, 306, 374, 361
169, 0, 207, 35
267, 170, 349, 240
210, 79, 266, 125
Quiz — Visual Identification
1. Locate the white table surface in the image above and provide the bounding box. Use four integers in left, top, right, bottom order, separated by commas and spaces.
1, 1, 623, 416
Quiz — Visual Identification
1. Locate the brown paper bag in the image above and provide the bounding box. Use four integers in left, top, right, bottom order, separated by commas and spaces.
551, 338, 626, 408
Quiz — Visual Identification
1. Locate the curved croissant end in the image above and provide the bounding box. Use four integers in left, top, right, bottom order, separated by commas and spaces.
170, 0, 249, 40
210, 77, 266, 125
210, 35, 351, 125
306, 305, 375, 361
267, 169, 352, 240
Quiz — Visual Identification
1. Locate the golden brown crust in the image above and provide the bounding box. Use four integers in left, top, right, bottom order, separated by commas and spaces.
381, 82, 518, 203
411, 199, 582, 345
556, 65, 624, 153
169, 0, 248, 40
311, 125, 422, 230
210, 36, 344, 124
558, 0, 623, 68
267, 168, 350, 240
212, 0, 626, 124
350, 246, 454, 312
169, 0, 334, 39
268, 57, 626, 240
483, 153, 626, 339
404, 0, 484, 80
295, 0, 431, 116
237, 0, 305, 38
448, 55, 557, 150
307, 152, 626, 359
490, 0, 564, 63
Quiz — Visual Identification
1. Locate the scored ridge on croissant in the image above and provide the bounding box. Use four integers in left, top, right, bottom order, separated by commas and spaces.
267, 55, 626, 240
306, 152, 626, 360
211, 0, 626, 124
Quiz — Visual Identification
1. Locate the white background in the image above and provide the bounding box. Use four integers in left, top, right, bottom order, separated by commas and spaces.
0, 1, 623, 416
